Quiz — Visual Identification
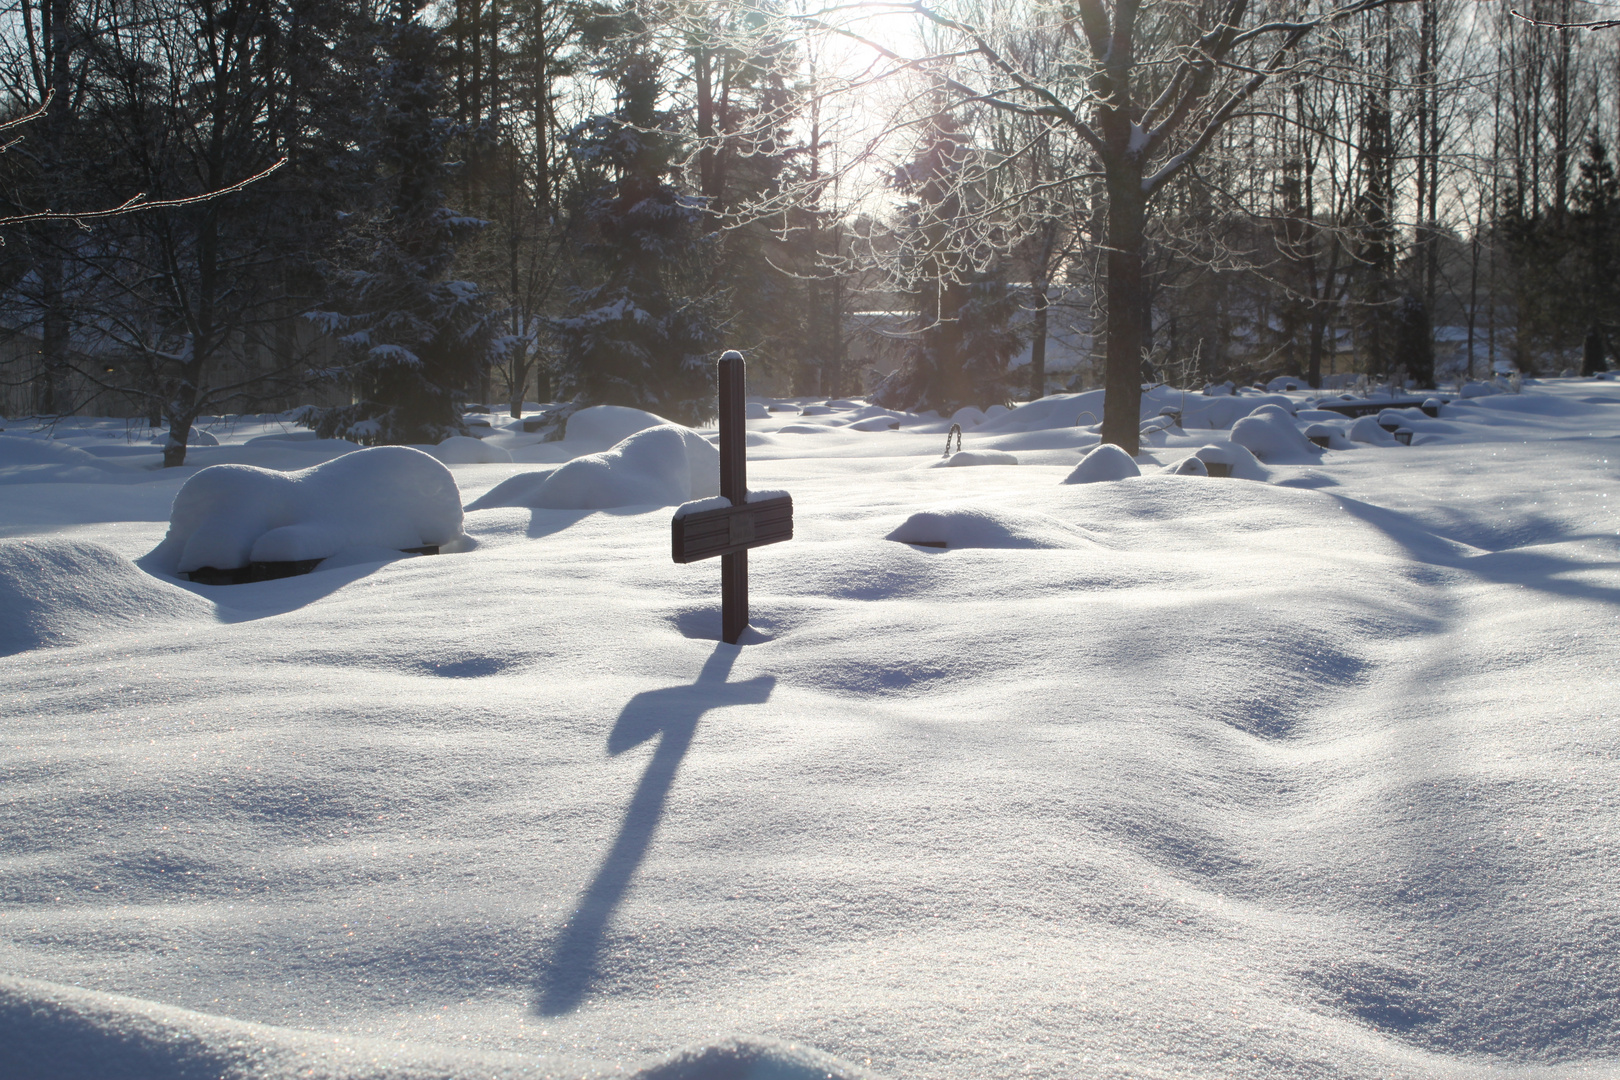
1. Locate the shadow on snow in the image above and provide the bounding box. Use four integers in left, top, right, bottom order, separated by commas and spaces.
534, 644, 775, 1016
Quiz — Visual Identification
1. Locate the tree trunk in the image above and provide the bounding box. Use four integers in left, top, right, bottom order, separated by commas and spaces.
38, 261, 66, 414
827, 245, 846, 398
509, 351, 528, 418
1102, 174, 1146, 454
34, 0, 73, 416
163, 411, 193, 468
1307, 240, 1339, 389
694, 44, 719, 217
1029, 282, 1049, 400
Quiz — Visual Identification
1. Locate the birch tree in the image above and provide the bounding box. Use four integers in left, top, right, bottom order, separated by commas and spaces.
797, 0, 1415, 450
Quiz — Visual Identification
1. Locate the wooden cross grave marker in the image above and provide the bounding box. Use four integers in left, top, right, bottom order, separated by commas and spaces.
670, 351, 794, 644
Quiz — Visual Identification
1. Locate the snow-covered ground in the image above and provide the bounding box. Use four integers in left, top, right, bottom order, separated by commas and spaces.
2, 381, 1618, 1079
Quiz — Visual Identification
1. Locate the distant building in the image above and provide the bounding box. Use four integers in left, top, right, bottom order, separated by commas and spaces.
845, 285, 1097, 397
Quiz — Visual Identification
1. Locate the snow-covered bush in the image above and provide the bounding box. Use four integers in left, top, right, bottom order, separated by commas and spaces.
148, 446, 465, 575
466, 425, 719, 511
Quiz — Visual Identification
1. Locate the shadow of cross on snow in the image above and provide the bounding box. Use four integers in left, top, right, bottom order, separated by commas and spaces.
536, 645, 775, 1016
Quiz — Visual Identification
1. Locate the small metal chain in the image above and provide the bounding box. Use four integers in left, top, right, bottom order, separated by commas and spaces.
943, 423, 962, 457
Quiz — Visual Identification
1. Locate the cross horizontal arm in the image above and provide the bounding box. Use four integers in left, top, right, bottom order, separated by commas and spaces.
672, 495, 794, 564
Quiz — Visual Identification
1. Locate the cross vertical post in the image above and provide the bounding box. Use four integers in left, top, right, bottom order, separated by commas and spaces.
718, 351, 748, 644
670, 350, 791, 643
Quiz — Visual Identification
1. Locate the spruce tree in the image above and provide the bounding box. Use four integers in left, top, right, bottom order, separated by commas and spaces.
1574, 138, 1620, 365
549, 52, 719, 427
307, 13, 490, 445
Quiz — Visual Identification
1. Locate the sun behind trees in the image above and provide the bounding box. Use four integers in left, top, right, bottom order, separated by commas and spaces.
775, 0, 1433, 452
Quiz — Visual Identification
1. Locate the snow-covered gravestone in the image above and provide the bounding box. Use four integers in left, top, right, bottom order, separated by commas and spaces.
153, 447, 465, 585
671, 352, 793, 644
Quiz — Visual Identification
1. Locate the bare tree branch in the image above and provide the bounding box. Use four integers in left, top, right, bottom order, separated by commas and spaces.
0, 156, 286, 231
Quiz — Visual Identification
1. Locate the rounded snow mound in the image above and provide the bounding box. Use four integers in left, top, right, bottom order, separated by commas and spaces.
0, 538, 213, 656
930, 449, 1019, 468
244, 431, 357, 448
467, 425, 719, 511
1194, 442, 1271, 480
1164, 455, 1209, 476
1303, 422, 1353, 450
0, 435, 112, 470
886, 503, 1098, 549
1230, 404, 1324, 464
950, 405, 988, 427
634, 1037, 873, 1080
976, 390, 1105, 433
1063, 443, 1141, 484
745, 401, 771, 419
148, 446, 465, 574
564, 404, 681, 452
1180, 392, 1296, 431
0, 975, 873, 1080
1349, 415, 1401, 446
426, 435, 512, 464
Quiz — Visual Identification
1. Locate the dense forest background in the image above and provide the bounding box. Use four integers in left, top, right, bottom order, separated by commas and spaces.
3, 0, 1620, 459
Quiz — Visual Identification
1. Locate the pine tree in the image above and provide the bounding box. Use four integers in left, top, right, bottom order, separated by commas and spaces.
549, 50, 719, 427
1574, 137, 1620, 354
1392, 293, 1436, 389
306, 13, 490, 446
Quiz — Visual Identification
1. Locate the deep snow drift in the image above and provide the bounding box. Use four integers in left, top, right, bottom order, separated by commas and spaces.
148, 445, 466, 575
2, 381, 1619, 1080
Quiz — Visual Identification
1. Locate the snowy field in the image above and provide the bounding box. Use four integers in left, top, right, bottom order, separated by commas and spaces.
2, 380, 1618, 1079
